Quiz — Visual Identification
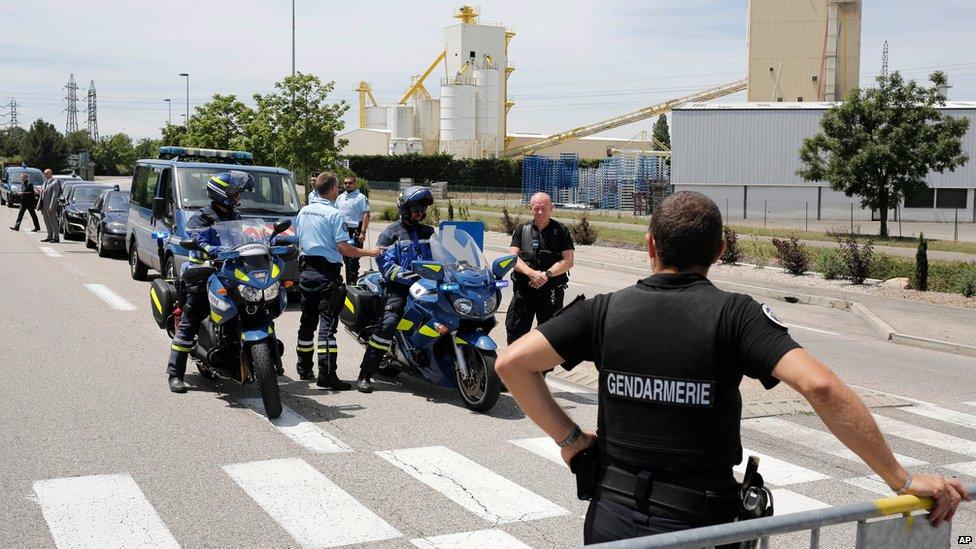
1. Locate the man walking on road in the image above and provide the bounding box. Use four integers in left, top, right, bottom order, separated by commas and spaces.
9, 172, 40, 232
497, 191, 969, 544
335, 176, 371, 285
506, 192, 575, 344
38, 169, 61, 242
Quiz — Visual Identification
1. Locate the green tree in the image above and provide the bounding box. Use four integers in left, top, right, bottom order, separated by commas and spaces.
64, 130, 96, 154
248, 73, 349, 184
652, 114, 670, 150
134, 137, 161, 160
160, 123, 187, 146
92, 133, 136, 176
185, 94, 254, 150
797, 71, 970, 238
0, 126, 27, 159
23, 119, 69, 172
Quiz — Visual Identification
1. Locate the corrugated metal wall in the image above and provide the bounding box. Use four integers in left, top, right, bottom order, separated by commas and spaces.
672, 106, 976, 190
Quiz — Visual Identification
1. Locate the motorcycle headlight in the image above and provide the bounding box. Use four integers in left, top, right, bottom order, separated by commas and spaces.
106, 222, 127, 233
238, 285, 263, 302
484, 294, 498, 315
453, 297, 474, 315
208, 291, 232, 312
263, 281, 280, 301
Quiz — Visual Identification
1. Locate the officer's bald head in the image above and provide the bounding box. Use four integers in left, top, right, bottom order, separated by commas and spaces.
649, 192, 723, 271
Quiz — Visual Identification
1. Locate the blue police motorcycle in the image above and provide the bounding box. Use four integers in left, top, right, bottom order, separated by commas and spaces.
340, 225, 516, 413
149, 219, 297, 419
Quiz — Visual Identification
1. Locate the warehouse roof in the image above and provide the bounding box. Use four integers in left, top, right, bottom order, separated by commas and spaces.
677, 101, 976, 110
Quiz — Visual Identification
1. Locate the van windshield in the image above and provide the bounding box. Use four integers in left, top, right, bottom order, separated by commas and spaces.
176, 168, 300, 215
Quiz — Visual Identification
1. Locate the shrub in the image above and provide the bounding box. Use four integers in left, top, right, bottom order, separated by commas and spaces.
457, 205, 470, 221
380, 205, 398, 222
840, 236, 874, 285
913, 233, 928, 291
720, 227, 742, 264
817, 248, 845, 280
959, 264, 976, 298
571, 213, 599, 245
500, 207, 523, 235
447, 200, 455, 221
748, 239, 770, 269
772, 237, 810, 275
428, 205, 442, 225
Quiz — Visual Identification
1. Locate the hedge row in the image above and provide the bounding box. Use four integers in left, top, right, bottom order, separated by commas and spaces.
346, 154, 523, 189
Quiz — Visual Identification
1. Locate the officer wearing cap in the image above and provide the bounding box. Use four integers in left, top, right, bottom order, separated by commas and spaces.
167, 170, 251, 393
497, 191, 969, 544
295, 172, 381, 388
335, 176, 371, 284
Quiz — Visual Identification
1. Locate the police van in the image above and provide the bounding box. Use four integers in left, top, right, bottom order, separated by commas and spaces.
126, 147, 301, 286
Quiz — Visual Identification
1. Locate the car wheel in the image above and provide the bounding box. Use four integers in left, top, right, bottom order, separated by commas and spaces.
85, 227, 96, 249
129, 241, 149, 281
163, 255, 176, 280
0, 194, 5, 205
97, 228, 109, 258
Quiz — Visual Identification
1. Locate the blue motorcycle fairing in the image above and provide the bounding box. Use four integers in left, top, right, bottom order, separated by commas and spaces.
207, 277, 237, 325
241, 325, 275, 342
454, 330, 497, 351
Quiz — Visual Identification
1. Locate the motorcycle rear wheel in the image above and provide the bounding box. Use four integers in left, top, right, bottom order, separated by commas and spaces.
251, 341, 282, 419
455, 348, 501, 413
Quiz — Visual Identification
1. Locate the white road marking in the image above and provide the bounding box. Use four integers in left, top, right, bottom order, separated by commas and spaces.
843, 475, 896, 496
223, 458, 400, 547
735, 449, 830, 486
743, 416, 926, 466
33, 473, 179, 549
39, 246, 61, 257
964, 401, 976, 409
769, 489, 830, 515
944, 461, 976, 478
901, 403, 976, 431
411, 529, 531, 549
783, 323, 840, 336
546, 377, 596, 396
377, 446, 568, 524
83, 283, 135, 311
240, 398, 352, 454
873, 413, 976, 456
510, 437, 566, 468
65, 264, 84, 276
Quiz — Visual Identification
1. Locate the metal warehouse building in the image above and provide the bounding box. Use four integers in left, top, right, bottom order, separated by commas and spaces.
672, 102, 976, 223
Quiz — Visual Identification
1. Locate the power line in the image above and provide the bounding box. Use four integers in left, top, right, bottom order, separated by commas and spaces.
87, 80, 98, 141
64, 73, 79, 134
881, 41, 889, 78
5, 97, 18, 128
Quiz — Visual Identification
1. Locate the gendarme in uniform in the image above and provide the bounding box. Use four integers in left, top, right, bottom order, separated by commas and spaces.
335, 185, 370, 284
537, 273, 800, 542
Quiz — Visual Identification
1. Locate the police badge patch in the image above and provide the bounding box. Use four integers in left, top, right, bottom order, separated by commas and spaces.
761, 303, 789, 329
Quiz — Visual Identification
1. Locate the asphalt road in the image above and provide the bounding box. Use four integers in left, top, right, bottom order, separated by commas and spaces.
2, 207, 975, 548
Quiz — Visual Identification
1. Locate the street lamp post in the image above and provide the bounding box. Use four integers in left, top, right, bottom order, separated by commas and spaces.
178, 73, 189, 126
292, 0, 295, 76
164, 98, 171, 125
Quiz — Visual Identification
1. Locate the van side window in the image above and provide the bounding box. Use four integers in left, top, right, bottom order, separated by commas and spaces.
160, 168, 175, 225
145, 167, 159, 204
132, 165, 148, 206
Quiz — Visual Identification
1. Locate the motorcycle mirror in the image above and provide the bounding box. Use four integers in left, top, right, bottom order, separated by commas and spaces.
411, 260, 445, 281
491, 255, 517, 280
271, 219, 291, 239
180, 238, 200, 251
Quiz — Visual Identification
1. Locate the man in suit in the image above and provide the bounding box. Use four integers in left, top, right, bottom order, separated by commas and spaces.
10, 172, 40, 232
39, 169, 61, 243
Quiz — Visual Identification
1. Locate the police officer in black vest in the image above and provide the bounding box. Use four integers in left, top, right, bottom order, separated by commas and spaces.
506, 192, 574, 344
497, 192, 968, 544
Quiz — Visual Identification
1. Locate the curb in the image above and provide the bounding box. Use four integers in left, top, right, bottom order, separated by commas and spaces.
850, 302, 896, 340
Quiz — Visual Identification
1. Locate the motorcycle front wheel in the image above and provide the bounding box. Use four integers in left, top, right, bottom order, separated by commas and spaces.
250, 341, 282, 419
455, 347, 501, 413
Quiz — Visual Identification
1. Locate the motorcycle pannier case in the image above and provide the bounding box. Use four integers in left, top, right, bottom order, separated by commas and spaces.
149, 278, 178, 329
339, 285, 381, 332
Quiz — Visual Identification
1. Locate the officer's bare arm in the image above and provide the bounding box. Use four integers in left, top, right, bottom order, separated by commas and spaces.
497, 330, 594, 460
546, 250, 575, 278
509, 246, 534, 275
338, 241, 380, 258
360, 211, 370, 235
773, 348, 969, 525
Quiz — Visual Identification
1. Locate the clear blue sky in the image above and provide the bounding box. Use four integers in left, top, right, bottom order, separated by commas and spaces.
1, 0, 973, 140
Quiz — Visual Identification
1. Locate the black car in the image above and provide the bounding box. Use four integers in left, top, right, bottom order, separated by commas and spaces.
60, 184, 112, 239
85, 189, 130, 257
54, 179, 88, 220
1, 167, 44, 208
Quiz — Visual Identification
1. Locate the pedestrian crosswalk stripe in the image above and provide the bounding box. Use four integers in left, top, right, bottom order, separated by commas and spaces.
944, 461, 976, 478
743, 417, 926, 466
843, 475, 896, 496
377, 446, 569, 524
84, 283, 136, 311
410, 529, 532, 549
901, 403, 976, 432
223, 458, 400, 547
769, 489, 830, 515
33, 473, 179, 549
873, 414, 976, 456
510, 437, 566, 468
964, 401, 976, 409
39, 246, 62, 257
240, 398, 352, 454
736, 449, 830, 486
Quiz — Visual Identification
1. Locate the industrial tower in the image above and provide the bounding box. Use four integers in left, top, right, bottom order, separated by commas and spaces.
5, 98, 18, 129
87, 80, 98, 141
64, 74, 79, 134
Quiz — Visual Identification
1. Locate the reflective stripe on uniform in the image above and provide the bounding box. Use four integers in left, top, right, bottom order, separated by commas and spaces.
316, 348, 339, 354
370, 335, 392, 345
172, 338, 194, 346
171, 344, 192, 353
368, 340, 390, 351
297, 339, 314, 346
296, 346, 314, 352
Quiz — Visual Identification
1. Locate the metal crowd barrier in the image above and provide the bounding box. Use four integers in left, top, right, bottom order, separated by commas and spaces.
589, 482, 976, 548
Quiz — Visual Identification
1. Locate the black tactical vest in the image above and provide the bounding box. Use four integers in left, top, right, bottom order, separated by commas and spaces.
599, 277, 744, 474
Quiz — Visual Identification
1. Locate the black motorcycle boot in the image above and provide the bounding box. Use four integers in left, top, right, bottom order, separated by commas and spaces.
168, 376, 187, 393
316, 351, 351, 390
296, 346, 314, 380
355, 375, 374, 393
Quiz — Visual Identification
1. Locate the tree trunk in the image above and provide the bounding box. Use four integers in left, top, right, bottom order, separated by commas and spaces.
878, 188, 889, 238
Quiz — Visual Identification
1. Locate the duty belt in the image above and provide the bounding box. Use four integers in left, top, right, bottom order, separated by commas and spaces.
300, 255, 342, 275
597, 465, 738, 518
